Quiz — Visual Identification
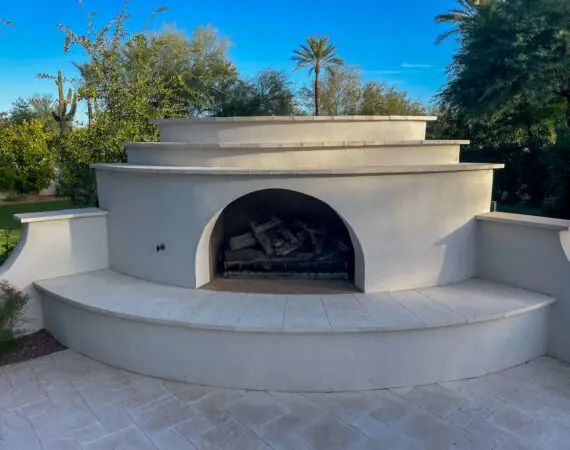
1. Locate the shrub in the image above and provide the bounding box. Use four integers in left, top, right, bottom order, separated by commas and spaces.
0, 120, 55, 194
57, 114, 158, 207
0, 228, 16, 266
0, 281, 28, 356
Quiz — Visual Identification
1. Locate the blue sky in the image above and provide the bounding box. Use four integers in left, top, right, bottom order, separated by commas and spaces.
0, 0, 458, 117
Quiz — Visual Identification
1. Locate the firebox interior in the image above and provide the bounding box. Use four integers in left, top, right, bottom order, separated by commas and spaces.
207, 189, 355, 289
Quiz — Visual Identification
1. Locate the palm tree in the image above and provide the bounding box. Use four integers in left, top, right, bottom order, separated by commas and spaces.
435, 0, 491, 44
291, 34, 343, 116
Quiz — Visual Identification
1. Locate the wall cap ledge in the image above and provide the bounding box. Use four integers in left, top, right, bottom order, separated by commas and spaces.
15, 208, 108, 224
151, 115, 438, 124
124, 139, 471, 150
91, 163, 504, 176
477, 212, 570, 231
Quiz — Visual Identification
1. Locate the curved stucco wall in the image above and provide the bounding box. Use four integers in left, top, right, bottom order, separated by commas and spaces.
0, 209, 109, 332
154, 117, 435, 144
126, 143, 462, 168
96, 169, 494, 292
476, 213, 570, 363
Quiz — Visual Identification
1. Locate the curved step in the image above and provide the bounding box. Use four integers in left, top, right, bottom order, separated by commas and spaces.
125, 140, 469, 168
152, 116, 438, 144
35, 270, 554, 391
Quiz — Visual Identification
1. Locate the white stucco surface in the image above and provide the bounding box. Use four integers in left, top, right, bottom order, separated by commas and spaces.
36, 269, 553, 391
0, 209, 109, 332
95, 169, 496, 292
476, 213, 570, 364
153, 116, 437, 144
9, 116, 552, 392
125, 141, 465, 168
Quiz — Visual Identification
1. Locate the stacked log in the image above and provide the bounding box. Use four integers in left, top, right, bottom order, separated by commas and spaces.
222, 216, 350, 276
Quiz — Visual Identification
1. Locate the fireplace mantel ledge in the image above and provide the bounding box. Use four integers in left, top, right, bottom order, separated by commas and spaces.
151, 115, 439, 123
91, 163, 504, 175
124, 140, 470, 149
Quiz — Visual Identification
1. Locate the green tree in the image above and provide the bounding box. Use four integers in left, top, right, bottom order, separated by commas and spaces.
217, 69, 297, 116
360, 81, 426, 116
439, 0, 570, 216
29, 95, 60, 135
0, 120, 55, 194
301, 65, 361, 116
434, 0, 492, 44
292, 34, 343, 115
8, 98, 34, 124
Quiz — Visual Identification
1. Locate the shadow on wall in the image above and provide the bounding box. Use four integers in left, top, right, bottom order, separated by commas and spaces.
435, 219, 477, 286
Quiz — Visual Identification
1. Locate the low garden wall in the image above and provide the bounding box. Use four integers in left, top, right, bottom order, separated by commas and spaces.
476, 212, 570, 363
0, 209, 109, 332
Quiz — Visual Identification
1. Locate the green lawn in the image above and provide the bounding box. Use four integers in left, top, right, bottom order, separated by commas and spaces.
0, 200, 72, 247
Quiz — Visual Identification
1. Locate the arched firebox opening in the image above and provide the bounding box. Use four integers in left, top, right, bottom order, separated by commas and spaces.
205, 189, 357, 293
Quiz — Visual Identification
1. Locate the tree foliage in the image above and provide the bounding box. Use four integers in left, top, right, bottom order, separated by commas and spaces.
301, 65, 426, 116
0, 120, 55, 194
8, 98, 35, 124
292, 34, 343, 115
436, 0, 570, 216
53, 2, 234, 205
217, 69, 298, 116
434, 0, 493, 44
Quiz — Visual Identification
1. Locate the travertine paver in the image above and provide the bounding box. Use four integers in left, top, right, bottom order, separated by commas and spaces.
2, 351, 570, 449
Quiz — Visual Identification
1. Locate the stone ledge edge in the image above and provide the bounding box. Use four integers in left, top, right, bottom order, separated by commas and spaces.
124, 140, 470, 149
15, 208, 108, 224
33, 279, 555, 334
151, 115, 438, 124
477, 212, 570, 231
91, 163, 504, 175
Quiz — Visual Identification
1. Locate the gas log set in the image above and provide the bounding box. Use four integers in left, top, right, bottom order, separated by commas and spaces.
221, 217, 352, 279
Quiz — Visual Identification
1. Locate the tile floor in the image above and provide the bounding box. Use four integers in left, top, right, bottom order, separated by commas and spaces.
2, 351, 570, 449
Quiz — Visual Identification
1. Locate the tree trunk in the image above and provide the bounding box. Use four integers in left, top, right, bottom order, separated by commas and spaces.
314, 66, 320, 116
87, 98, 94, 128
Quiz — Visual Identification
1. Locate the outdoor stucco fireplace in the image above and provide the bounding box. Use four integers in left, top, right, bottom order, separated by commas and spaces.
208, 188, 355, 283
92, 115, 502, 294
15, 114, 557, 393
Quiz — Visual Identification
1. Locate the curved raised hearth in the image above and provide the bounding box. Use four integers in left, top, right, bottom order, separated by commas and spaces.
35, 270, 553, 392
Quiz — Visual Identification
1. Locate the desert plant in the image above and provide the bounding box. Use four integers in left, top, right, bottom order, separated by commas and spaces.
52, 71, 78, 136
0, 281, 28, 356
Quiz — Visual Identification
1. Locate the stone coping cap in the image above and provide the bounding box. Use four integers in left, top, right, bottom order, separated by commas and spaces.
91, 163, 504, 175
124, 140, 470, 149
34, 269, 555, 334
477, 212, 570, 231
15, 208, 108, 224
151, 115, 438, 124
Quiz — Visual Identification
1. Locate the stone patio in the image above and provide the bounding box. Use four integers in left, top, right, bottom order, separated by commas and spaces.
2, 351, 570, 449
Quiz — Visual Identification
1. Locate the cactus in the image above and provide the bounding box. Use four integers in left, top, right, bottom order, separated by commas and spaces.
52, 70, 78, 135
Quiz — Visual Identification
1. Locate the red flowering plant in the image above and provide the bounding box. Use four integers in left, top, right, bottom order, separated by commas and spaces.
0, 280, 28, 355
